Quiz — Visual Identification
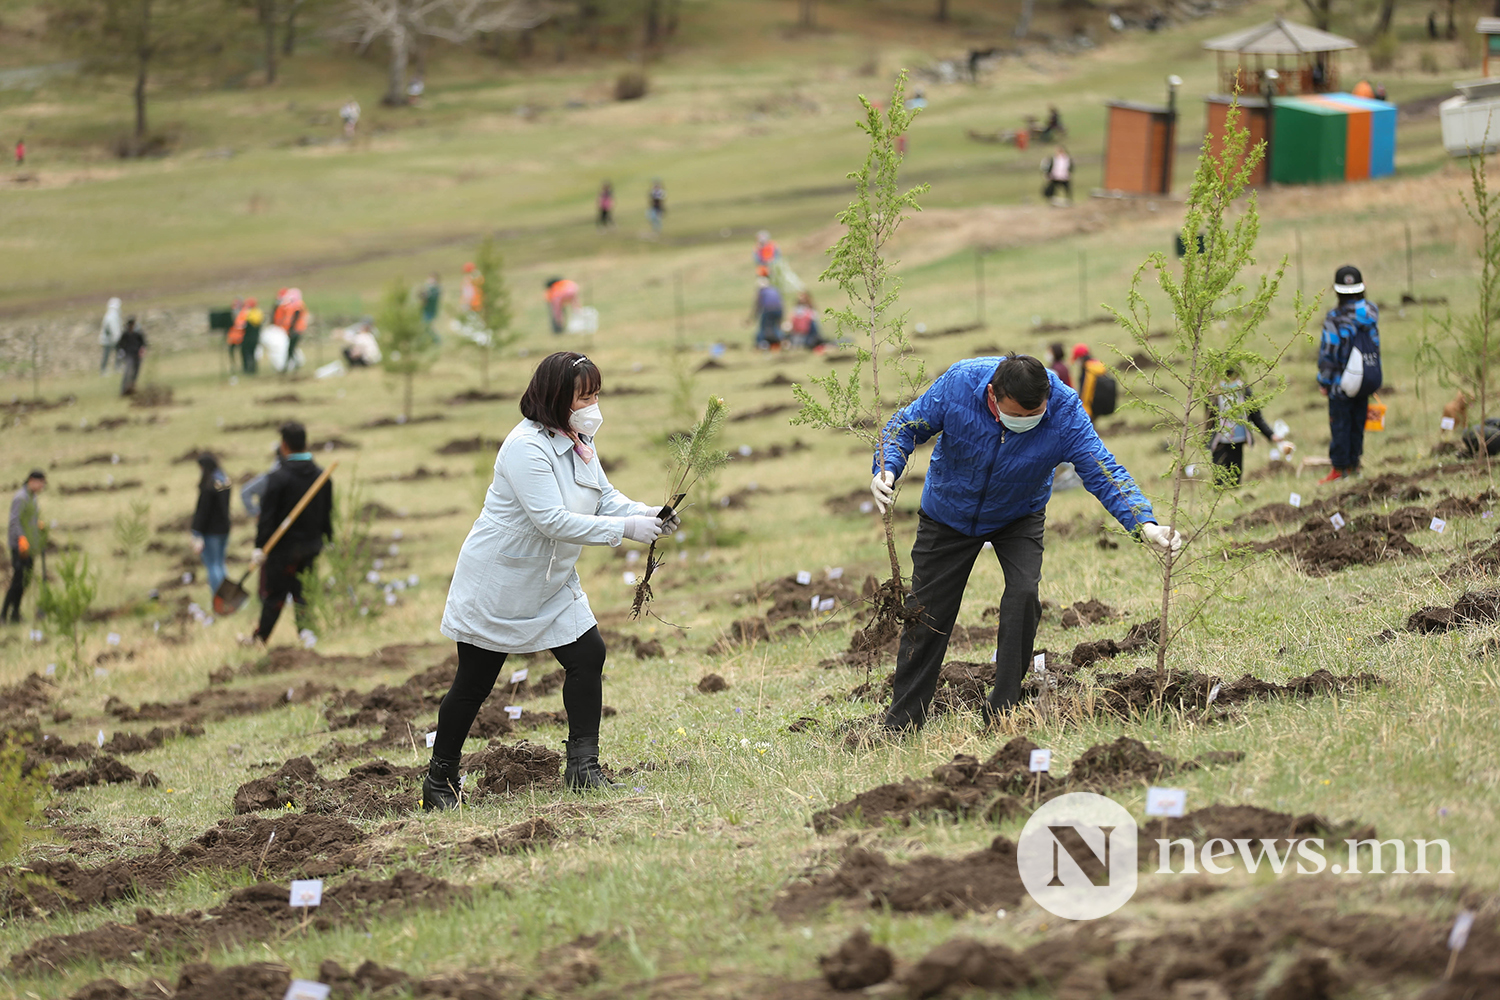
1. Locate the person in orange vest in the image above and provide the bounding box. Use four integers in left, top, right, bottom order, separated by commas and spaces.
226, 297, 247, 371
545, 277, 580, 334
1352, 79, 1375, 99
754, 231, 779, 270
273, 288, 309, 372
460, 263, 483, 313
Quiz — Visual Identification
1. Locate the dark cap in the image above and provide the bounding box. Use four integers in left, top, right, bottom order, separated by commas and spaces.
1334, 265, 1364, 295
27, 469, 46, 482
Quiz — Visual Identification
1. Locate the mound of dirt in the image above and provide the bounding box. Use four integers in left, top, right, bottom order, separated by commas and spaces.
756, 573, 862, 623
1070, 618, 1159, 669
1142, 804, 1376, 859
1251, 522, 1422, 576
102, 724, 205, 755
1329, 471, 1430, 508
707, 617, 772, 655
0, 673, 56, 731
1089, 667, 1383, 718
231, 756, 421, 817
467, 741, 563, 796
359, 414, 445, 428
214, 642, 441, 684
774, 837, 1026, 921
1405, 588, 1500, 633
8, 813, 364, 917
50, 754, 148, 791
1060, 599, 1119, 628
697, 674, 729, 693
1068, 736, 1241, 789
428, 818, 561, 862
1233, 501, 1310, 529
446, 389, 513, 404
820, 930, 894, 991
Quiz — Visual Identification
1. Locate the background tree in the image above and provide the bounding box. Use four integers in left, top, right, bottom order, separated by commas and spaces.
333, 0, 557, 106
1107, 102, 1312, 683
48, 0, 226, 149
37, 551, 97, 675
1300, 0, 1333, 30
379, 279, 438, 420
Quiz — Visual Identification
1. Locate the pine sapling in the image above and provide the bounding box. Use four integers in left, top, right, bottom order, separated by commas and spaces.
792, 71, 928, 661
37, 551, 97, 675
379, 279, 438, 421
1106, 100, 1312, 685
630, 396, 729, 619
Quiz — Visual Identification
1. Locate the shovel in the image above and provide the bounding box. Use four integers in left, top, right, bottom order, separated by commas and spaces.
213, 461, 338, 616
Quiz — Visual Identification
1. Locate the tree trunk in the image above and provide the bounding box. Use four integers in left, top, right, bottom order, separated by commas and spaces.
283, 1, 299, 56
935, 0, 949, 21
1014, 0, 1034, 38
384, 25, 408, 105
644, 0, 660, 47
665, 0, 679, 37
134, 54, 149, 142
1375, 0, 1396, 36
264, 4, 278, 83
799, 0, 814, 28
1448, 0, 1457, 38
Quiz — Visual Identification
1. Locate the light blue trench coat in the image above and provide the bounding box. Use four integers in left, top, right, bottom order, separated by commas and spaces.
441, 419, 657, 653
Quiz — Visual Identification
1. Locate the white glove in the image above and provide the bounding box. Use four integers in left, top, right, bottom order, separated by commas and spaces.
660, 511, 682, 535
191, 536, 205, 555
1141, 523, 1183, 555
623, 515, 664, 544
250, 547, 266, 567
871, 471, 896, 514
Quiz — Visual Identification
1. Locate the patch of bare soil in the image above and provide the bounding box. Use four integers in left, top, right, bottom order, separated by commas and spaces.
211, 642, 442, 684
1141, 804, 1376, 859
50, 754, 157, 792
819, 929, 893, 990
1233, 501, 1309, 529
358, 413, 446, 429
6, 813, 364, 917
697, 674, 729, 693
1069, 618, 1160, 669
1405, 588, 1500, 633
758, 573, 862, 623
103, 681, 336, 726
101, 724, 205, 754
1443, 537, 1500, 580
1087, 667, 1384, 719
823, 488, 915, 518
1068, 736, 1242, 789
707, 617, 772, 655
419, 818, 560, 864
1251, 519, 1423, 576
56, 479, 143, 496
0, 672, 56, 728
371, 464, 452, 483
773, 836, 1026, 921
231, 756, 421, 817
446, 389, 513, 404
466, 741, 563, 797
435, 435, 501, 455
726, 439, 810, 463
12, 870, 464, 972
1060, 598, 1119, 628
729, 402, 798, 422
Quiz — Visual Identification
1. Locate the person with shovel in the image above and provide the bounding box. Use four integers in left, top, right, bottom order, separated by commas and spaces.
868, 355, 1181, 735
240, 422, 333, 646
424, 351, 677, 809
4, 470, 45, 624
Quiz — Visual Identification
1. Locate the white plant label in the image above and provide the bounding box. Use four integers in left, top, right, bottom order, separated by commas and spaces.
505, 705, 523, 721
44, 663, 56, 676
286, 687, 295, 702
425, 731, 436, 748
1029, 749, 1052, 772
819, 597, 836, 612
1145, 787, 1187, 818
622, 571, 637, 585
1431, 517, 1447, 534
284, 981, 331, 1000
289, 880, 323, 907
810, 595, 820, 611
29, 629, 43, 642
990, 649, 998, 663
509, 668, 529, 685
94, 668, 109, 679
1289, 493, 1302, 508
96, 730, 105, 747
795, 570, 812, 586
859, 501, 875, 514
1207, 682, 1222, 705
1033, 652, 1046, 672
106, 632, 121, 646
1449, 910, 1475, 951
1330, 513, 1346, 530
826, 567, 844, 580
1441, 416, 1457, 431
625, 550, 639, 564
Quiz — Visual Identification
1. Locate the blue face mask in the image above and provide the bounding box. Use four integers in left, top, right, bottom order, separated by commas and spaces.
997, 408, 1046, 433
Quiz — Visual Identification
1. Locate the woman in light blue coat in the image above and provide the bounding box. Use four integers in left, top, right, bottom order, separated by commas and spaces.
424, 352, 676, 809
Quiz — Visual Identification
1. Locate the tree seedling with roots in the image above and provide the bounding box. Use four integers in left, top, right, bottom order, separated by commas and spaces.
1419, 148, 1500, 477
792, 71, 929, 662
37, 550, 97, 675
379, 279, 438, 421
1106, 101, 1312, 686
630, 396, 729, 620
455, 236, 517, 393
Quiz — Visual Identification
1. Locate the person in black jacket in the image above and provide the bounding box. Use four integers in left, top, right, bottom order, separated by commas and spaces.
243, 422, 333, 645
117, 318, 147, 395
190, 454, 232, 595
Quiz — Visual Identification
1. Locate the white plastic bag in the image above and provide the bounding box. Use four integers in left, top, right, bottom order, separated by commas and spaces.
565, 306, 599, 334
1340, 348, 1364, 397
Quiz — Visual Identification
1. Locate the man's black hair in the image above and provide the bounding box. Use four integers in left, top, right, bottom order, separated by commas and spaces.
520, 352, 603, 433
989, 355, 1052, 410
280, 421, 307, 452
26, 469, 46, 483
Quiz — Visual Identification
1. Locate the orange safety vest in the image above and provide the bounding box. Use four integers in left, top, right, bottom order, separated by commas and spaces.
228, 308, 249, 345
274, 301, 308, 333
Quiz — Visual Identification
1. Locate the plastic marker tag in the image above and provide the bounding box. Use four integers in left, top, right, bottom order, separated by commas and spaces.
1029, 749, 1052, 772
1145, 787, 1187, 818
94, 668, 109, 679
795, 571, 812, 585
826, 567, 844, 580
1450, 910, 1475, 951
819, 597, 835, 612
990, 649, 998, 663
287, 687, 295, 702
29, 629, 43, 642
810, 595, 820, 611
505, 706, 523, 721
45, 663, 56, 676
1431, 517, 1447, 534
284, 981, 331, 1000
1289, 493, 1302, 508
106, 632, 121, 646
1330, 513, 1346, 530
509, 668, 529, 685
289, 880, 323, 907
1441, 416, 1457, 431
425, 731, 436, 748
1207, 682, 1222, 704
96, 730, 105, 748
1033, 652, 1046, 672
625, 550, 640, 564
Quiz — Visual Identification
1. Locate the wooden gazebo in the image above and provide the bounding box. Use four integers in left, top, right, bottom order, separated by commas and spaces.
1203, 17, 1358, 96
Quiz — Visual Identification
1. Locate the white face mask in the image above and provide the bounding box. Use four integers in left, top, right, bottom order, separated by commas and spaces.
997, 408, 1045, 433
569, 402, 603, 437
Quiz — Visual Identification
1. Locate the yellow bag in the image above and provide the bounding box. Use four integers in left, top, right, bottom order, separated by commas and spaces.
1365, 394, 1386, 432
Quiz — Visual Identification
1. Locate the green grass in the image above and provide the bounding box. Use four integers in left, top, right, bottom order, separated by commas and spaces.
1, 0, 1498, 995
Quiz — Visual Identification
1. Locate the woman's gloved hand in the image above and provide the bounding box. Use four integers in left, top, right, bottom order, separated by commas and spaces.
623, 515, 664, 544
660, 511, 682, 535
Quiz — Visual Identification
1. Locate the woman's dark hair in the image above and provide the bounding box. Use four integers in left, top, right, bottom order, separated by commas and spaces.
521, 352, 602, 432
280, 421, 307, 452
1048, 341, 1066, 364
196, 453, 221, 488
989, 355, 1052, 410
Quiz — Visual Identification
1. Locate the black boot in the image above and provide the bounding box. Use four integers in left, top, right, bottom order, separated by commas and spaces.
564, 736, 623, 791
421, 754, 462, 811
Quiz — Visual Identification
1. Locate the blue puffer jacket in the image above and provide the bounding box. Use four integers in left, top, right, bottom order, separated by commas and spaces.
877, 357, 1156, 536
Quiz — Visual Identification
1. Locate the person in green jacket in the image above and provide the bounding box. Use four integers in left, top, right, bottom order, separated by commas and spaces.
4, 470, 46, 623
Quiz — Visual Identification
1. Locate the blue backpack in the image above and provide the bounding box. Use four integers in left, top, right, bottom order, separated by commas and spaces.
1337, 304, 1381, 398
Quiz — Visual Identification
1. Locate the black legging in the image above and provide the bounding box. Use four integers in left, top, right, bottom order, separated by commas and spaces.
435, 627, 606, 758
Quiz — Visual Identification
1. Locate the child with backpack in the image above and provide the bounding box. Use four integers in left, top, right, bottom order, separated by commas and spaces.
1205, 369, 1283, 487
1071, 344, 1117, 422
1316, 265, 1382, 483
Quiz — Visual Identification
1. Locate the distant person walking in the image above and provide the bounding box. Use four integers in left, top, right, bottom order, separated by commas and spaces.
243, 421, 333, 646
340, 100, 360, 138
99, 297, 123, 374
1043, 145, 1072, 204
460, 263, 483, 314
14, 138, 24, 166
546, 277, 580, 334
239, 300, 264, 375
424, 352, 674, 808
419, 274, 442, 333
272, 288, 308, 371
749, 276, 784, 350
1045, 342, 1072, 388
117, 317, 147, 395
647, 179, 666, 233
1317, 265, 1382, 483
4, 471, 45, 624
597, 181, 614, 229
190, 454, 232, 595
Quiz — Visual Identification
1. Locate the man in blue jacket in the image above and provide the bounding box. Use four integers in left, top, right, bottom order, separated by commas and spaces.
870, 355, 1180, 731
1315, 265, 1381, 484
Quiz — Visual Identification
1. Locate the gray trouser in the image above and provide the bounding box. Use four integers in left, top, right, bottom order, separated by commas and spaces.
884, 509, 1045, 729
101, 344, 117, 373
